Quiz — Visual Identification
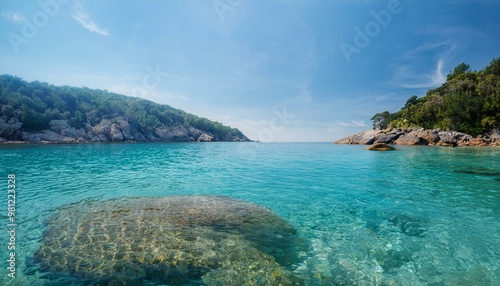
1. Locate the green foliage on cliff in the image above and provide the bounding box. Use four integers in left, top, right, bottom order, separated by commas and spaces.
0, 75, 246, 139
371, 57, 500, 136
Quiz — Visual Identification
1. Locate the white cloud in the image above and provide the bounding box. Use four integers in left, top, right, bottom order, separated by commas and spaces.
309, 120, 366, 128
397, 59, 446, 89
72, 4, 108, 36
334, 120, 366, 127
403, 42, 451, 59
1, 11, 25, 24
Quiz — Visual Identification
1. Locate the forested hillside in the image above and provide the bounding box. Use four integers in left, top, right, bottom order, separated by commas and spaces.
0, 75, 249, 142
371, 57, 500, 136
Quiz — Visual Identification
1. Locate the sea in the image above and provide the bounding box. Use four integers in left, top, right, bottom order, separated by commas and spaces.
0, 142, 499, 285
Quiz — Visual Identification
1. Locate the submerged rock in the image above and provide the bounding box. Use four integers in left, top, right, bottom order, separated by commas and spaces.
388, 214, 427, 237
33, 196, 308, 285
366, 143, 396, 151
454, 168, 500, 176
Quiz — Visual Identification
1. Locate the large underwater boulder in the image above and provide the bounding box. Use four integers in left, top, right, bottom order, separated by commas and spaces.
33, 196, 308, 285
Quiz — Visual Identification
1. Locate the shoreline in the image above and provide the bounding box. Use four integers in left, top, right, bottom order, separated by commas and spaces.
0, 140, 251, 145
334, 128, 500, 147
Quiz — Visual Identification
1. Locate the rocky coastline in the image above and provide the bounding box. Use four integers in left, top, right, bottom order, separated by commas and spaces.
335, 128, 500, 147
0, 116, 250, 144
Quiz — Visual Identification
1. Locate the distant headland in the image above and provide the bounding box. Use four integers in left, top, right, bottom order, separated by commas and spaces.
335, 128, 500, 147
0, 75, 250, 143
337, 57, 500, 147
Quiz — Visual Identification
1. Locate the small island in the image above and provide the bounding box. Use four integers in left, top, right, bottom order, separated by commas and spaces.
336, 57, 500, 147
0, 75, 250, 143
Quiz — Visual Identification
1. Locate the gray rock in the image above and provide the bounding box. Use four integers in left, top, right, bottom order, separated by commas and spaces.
91, 136, 102, 142
115, 117, 133, 140
335, 130, 381, 145
155, 126, 191, 141
23, 130, 62, 142
393, 134, 428, 145
336, 128, 488, 147
0, 117, 23, 139
198, 133, 214, 142
413, 129, 440, 143
49, 120, 78, 138
438, 131, 472, 146
374, 132, 404, 144
187, 126, 202, 140
132, 132, 146, 142
110, 123, 125, 141
1, 114, 249, 143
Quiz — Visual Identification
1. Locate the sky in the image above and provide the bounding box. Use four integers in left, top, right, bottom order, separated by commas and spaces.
1, 0, 499, 142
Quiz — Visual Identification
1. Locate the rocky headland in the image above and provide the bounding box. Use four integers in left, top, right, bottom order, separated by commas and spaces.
0, 115, 250, 143
335, 128, 500, 147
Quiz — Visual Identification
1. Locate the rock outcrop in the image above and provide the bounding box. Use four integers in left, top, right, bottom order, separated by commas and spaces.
334, 129, 382, 145
0, 115, 250, 143
366, 143, 396, 151
0, 117, 23, 140
197, 133, 214, 142
335, 128, 500, 147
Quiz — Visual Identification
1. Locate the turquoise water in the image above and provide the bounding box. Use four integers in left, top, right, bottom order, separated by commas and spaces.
0, 142, 499, 285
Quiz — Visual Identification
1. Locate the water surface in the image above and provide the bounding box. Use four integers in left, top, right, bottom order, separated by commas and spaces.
0, 143, 499, 285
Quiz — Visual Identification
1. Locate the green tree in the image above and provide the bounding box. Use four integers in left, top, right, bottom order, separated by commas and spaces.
403, 95, 419, 109
370, 111, 391, 130
447, 62, 471, 81
484, 57, 500, 76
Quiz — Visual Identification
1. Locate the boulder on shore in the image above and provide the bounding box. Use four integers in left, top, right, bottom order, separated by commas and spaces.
366, 143, 396, 151
335, 128, 498, 147
197, 133, 214, 142
0, 115, 251, 143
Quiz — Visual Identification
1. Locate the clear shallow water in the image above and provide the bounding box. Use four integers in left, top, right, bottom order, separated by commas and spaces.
0, 142, 499, 285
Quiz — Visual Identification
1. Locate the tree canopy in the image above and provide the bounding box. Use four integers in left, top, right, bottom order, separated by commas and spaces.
371, 57, 500, 136
0, 75, 246, 139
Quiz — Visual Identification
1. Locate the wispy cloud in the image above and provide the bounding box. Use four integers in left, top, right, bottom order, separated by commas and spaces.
1, 11, 25, 24
72, 4, 108, 36
334, 120, 366, 127
311, 120, 366, 127
391, 39, 455, 89
396, 59, 447, 89
403, 42, 451, 59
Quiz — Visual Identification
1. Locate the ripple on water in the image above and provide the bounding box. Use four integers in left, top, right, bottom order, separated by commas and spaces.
31, 195, 309, 285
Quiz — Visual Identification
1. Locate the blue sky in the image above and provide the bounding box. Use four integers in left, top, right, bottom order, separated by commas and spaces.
1, 0, 499, 142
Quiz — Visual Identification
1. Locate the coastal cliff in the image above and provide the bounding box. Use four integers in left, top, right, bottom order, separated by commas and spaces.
0, 115, 247, 143
335, 128, 500, 147
0, 75, 250, 143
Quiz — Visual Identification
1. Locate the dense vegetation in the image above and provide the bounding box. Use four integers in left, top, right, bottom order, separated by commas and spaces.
0, 75, 246, 139
371, 57, 500, 136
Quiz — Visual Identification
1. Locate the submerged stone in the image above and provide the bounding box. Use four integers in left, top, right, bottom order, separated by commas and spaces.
388, 214, 427, 237
33, 196, 308, 285
366, 143, 396, 151
454, 168, 500, 176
